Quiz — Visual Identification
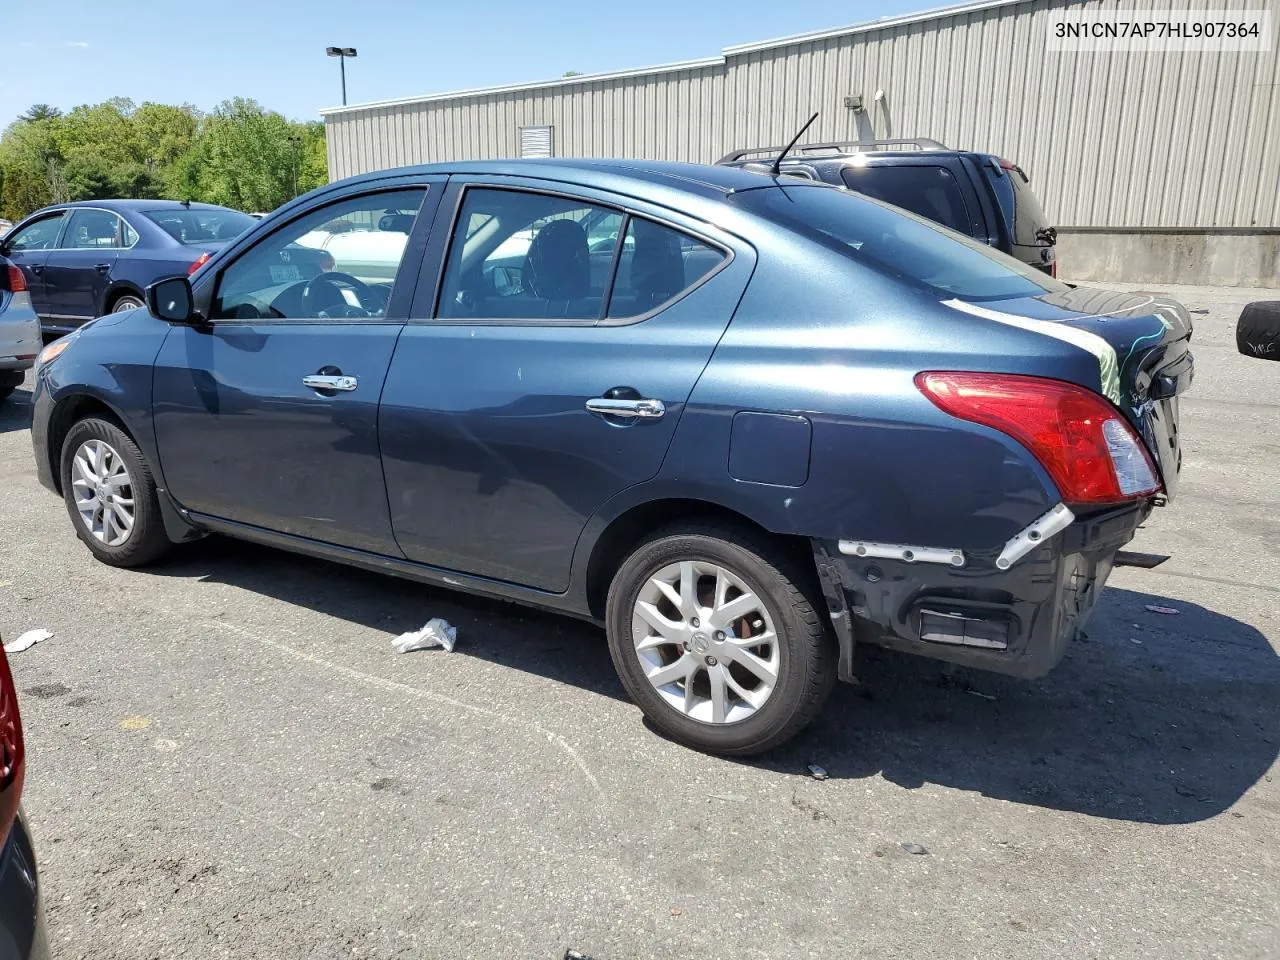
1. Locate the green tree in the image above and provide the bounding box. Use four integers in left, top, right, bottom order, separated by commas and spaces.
18, 104, 62, 123
0, 95, 326, 218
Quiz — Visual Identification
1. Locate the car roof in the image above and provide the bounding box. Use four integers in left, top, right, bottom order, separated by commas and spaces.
40, 199, 237, 213
339, 158, 807, 199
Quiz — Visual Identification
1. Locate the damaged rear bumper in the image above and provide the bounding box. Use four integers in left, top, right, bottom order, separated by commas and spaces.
813, 501, 1153, 682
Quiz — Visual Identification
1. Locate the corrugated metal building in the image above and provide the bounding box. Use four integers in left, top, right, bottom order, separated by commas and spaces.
321, 0, 1280, 285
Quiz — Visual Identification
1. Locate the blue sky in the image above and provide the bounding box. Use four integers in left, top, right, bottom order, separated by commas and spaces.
1, 0, 929, 128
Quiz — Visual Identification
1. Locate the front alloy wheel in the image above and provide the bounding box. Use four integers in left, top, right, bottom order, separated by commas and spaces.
60, 417, 172, 567
70, 439, 135, 546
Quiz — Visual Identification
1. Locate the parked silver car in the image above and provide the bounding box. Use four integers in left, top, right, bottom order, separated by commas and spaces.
0, 256, 41, 404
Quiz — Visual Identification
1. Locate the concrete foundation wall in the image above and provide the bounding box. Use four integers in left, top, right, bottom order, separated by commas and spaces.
1058, 232, 1280, 288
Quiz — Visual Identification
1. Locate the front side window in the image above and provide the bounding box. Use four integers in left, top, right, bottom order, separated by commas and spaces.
210, 188, 427, 321
438, 188, 726, 322
841, 164, 972, 234
63, 209, 122, 249
5, 213, 65, 251
144, 207, 256, 245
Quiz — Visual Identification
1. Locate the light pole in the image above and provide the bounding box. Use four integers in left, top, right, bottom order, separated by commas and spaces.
325, 46, 357, 106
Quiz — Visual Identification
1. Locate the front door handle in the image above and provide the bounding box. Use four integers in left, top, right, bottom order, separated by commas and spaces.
30, 265, 43, 275
585, 397, 666, 420
302, 374, 358, 392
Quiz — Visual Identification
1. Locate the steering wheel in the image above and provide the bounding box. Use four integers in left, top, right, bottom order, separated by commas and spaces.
301, 271, 376, 317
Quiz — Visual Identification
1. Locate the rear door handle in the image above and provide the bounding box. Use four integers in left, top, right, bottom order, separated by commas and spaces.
95, 263, 111, 274
302, 374, 358, 392
585, 397, 666, 420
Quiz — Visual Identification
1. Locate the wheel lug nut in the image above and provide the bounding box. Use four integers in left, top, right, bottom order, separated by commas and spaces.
682, 641, 691, 651
714, 631, 725, 641
705, 656, 718, 666
691, 617, 700, 628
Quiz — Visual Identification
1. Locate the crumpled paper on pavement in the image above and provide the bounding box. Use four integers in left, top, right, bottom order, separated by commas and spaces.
3, 629, 53, 654
391, 618, 457, 654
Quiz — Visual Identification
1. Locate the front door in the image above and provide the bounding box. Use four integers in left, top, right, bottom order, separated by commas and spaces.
152, 182, 443, 555
379, 180, 752, 591
0, 211, 66, 320
42, 208, 123, 325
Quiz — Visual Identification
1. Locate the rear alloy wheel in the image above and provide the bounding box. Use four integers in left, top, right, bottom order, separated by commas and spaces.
59, 418, 171, 567
606, 525, 835, 756
111, 295, 145, 313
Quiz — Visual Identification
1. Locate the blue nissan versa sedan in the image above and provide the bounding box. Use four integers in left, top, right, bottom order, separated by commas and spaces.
28, 160, 1193, 755
0, 199, 255, 336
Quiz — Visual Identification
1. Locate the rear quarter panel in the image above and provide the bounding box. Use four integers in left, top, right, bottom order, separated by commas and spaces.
641, 227, 1104, 555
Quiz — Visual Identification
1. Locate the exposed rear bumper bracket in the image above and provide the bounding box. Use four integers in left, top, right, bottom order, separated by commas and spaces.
996, 503, 1074, 570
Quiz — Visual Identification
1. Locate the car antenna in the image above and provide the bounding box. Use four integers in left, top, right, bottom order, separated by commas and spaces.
770, 111, 820, 177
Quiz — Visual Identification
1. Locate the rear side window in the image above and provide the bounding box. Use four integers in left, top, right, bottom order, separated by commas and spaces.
733, 183, 1066, 301
607, 218, 725, 318
841, 165, 971, 233
982, 165, 1053, 247
63, 209, 122, 249
437, 187, 725, 322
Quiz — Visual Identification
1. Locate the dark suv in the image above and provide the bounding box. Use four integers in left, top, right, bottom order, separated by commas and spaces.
719, 139, 1058, 276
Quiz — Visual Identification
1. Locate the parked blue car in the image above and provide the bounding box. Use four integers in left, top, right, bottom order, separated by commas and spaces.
28, 160, 1193, 754
0, 200, 255, 336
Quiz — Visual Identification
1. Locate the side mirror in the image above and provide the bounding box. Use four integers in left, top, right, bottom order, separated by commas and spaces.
147, 276, 197, 324
1237, 301, 1280, 361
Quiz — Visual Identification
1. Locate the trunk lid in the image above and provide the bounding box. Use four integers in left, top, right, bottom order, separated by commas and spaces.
961, 286, 1193, 498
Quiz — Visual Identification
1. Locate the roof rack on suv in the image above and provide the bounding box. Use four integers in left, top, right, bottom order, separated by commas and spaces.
718, 138, 949, 164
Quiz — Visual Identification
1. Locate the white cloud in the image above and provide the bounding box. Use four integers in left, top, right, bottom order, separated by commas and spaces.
65, 41, 90, 48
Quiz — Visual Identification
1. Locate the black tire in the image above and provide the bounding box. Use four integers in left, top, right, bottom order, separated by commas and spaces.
110, 294, 144, 313
59, 417, 172, 567
0, 385, 14, 404
606, 523, 836, 756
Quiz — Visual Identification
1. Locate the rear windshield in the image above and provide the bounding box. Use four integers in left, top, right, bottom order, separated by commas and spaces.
982, 165, 1053, 247
732, 183, 1066, 301
143, 208, 255, 245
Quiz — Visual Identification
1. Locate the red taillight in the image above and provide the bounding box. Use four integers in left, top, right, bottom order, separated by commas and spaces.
4, 264, 26, 293
1049, 260, 1058, 279
916, 372, 1162, 505
188, 252, 212, 275
0, 649, 25, 846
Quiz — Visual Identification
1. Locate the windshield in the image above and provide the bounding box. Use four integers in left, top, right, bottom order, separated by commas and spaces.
732, 183, 1067, 301
143, 208, 256, 245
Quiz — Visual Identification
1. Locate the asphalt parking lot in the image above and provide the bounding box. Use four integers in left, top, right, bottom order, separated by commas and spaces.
1, 282, 1277, 960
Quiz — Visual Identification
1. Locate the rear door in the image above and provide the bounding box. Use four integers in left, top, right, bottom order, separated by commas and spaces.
0, 211, 66, 318
43, 208, 123, 323
152, 180, 445, 554
379, 178, 753, 591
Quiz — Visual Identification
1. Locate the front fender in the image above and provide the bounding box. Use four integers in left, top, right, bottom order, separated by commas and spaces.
38, 309, 173, 491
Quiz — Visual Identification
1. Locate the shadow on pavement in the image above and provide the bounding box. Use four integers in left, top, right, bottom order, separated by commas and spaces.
152, 535, 626, 704
152, 538, 1278, 825
766, 586, 1279, 825
0, 388, 33, 434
